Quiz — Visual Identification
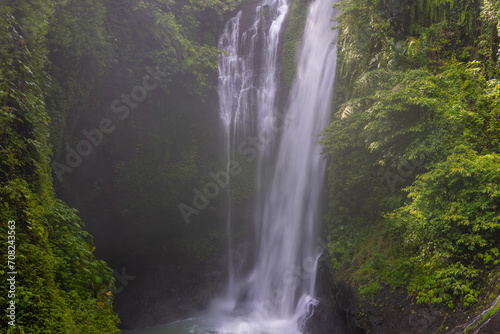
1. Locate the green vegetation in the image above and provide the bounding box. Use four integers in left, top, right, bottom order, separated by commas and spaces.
5, 0, 500, 330
322, 0, 500, 313
0, 0, 119, 331
358, 281, 382, 298
1, 0, 244, 332
282, 0, 311, 87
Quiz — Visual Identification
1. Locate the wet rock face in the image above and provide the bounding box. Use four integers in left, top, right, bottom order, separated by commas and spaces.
306, 257, 452, 334
323, 262, 493, 334
328, 278, 445, 334
465, 311, 500, 334
300, 298, 350, 334
301, 259, 350, 334
114, 261, 227, 331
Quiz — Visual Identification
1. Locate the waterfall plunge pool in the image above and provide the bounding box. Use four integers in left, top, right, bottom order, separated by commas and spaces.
127, 295, 318, 334
127, 316, 306, 334
127, 317, 299, 334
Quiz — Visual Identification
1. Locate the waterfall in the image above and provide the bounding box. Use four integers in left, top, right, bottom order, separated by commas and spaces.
451, 294, 500, 334
216, 0, 338, 331
218, 0, 289, 300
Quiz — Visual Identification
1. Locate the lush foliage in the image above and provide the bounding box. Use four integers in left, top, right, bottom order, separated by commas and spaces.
0, 1, 120, 332
322, 0, 500, 311
1, 0, 246, 331
45, 0, 245, 281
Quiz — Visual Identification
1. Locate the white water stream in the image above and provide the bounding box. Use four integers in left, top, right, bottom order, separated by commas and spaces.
218, 0, 289, 296
131, 0, 338, 332
216, 0, 338, 331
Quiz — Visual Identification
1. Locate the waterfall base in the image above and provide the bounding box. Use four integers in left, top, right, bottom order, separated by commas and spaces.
123, 257, 351, 334
298, 259, 350, 334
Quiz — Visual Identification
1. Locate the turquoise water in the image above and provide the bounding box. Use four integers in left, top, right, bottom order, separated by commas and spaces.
127, 316, 300, 334
127, 318, 220, 334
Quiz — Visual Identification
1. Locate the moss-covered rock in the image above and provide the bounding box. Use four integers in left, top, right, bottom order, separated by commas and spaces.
282, 0, 312, 88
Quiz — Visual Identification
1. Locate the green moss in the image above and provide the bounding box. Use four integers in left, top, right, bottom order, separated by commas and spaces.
465, 297, 500, 333
359, 281, 382, 298
282, 0, 312, 88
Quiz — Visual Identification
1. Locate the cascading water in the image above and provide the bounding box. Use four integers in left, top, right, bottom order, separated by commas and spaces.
130, 1, 339, 333
217, 0, 289, 301
216, 0, 339, 331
